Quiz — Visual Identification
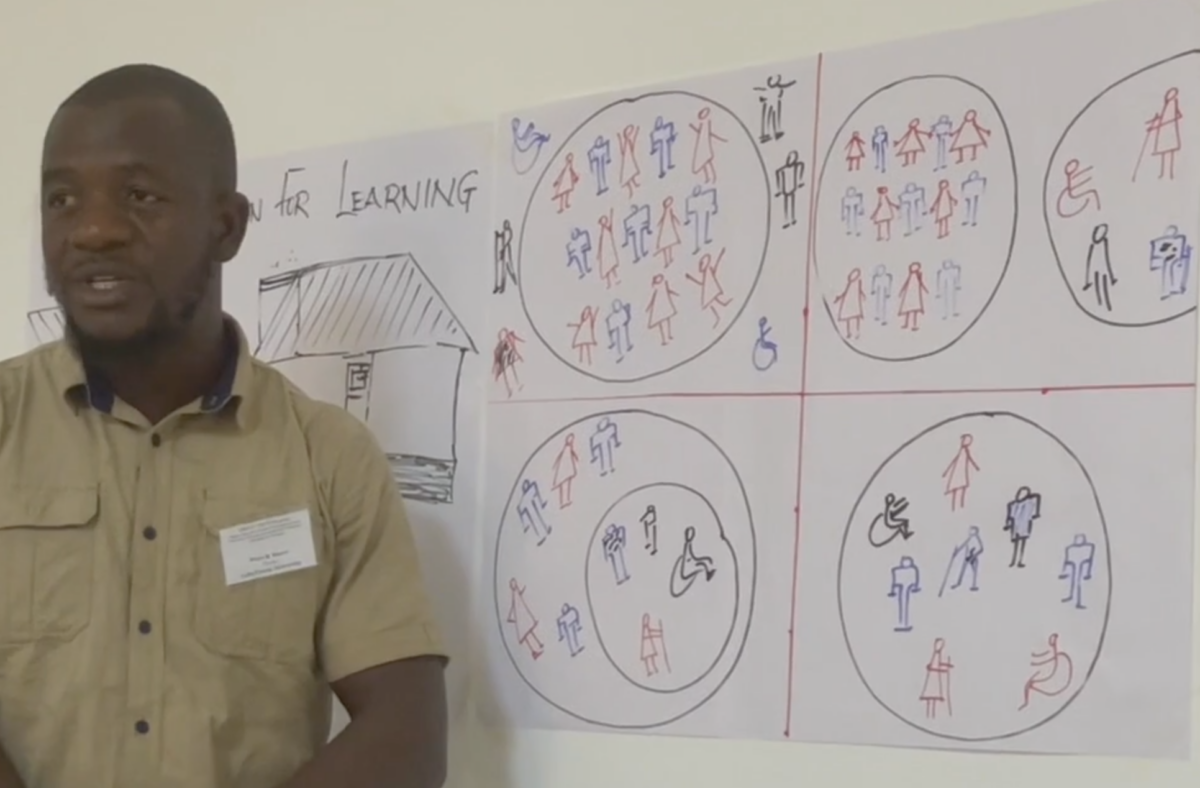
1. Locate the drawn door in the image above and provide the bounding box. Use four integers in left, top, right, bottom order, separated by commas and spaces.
344, 356, 374, 423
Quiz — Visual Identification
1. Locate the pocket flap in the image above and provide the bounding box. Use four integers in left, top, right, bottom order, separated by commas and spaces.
0, 486, 99, 529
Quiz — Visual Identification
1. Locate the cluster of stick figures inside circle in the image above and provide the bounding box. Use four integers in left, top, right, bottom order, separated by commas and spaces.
832, 108, 992, 343
867, 433, 1100, 721
1052, 86, 1191, 319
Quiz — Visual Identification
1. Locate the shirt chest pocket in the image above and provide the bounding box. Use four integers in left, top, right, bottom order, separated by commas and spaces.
193, 495, 325, 665
0, 486, 98, 644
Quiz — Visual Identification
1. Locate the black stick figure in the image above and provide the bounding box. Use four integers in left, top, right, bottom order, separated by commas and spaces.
494, 219, 516, 294
1082, 222, 1117, 311
774, 150, 806, 230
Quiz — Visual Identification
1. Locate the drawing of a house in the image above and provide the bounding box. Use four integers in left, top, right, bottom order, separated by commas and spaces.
27, 306, 66, 345
256, 253, 477, 505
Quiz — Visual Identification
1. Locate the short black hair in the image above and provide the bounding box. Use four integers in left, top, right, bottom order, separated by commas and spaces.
55, 63, 238, 192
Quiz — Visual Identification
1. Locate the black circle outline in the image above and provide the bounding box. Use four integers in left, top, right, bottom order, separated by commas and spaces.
812, 75, 1019, 362
493, 408, 758, 729
835, 410, 1112, 742
1043, 50, 1199, 328
584, 481, 740, 695
516, 92, 773, 383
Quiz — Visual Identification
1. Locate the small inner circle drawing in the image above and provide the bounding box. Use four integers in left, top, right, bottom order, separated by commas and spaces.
813, 75, 1017, 361
837, 411, 1110, 742
586, 482, 738, 694
516, 92, 772, 383
492, 409, 756, 728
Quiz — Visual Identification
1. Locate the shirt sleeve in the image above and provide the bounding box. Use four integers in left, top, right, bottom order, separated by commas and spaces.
313, 407, 448, 683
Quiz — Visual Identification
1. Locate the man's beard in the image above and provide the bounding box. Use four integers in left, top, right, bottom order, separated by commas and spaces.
63, 299, 190, 366
53, 262, 213, 366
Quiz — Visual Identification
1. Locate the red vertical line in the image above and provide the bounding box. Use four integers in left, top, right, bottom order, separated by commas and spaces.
784, 50, 823, 736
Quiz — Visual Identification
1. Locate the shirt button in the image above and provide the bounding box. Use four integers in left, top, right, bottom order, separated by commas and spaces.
138, 620, 151, 635
142, 526, 157, 541
134, 720, 150, 735
150, 433, 161, 447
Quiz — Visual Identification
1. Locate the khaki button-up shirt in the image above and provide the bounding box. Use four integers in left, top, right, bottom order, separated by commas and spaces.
0, 320, 446, 788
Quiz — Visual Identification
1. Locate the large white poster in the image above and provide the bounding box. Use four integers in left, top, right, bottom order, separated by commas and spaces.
480, 0, 1197, 759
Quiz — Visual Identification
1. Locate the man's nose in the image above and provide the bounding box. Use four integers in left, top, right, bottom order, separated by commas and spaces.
69, 197, 133, 251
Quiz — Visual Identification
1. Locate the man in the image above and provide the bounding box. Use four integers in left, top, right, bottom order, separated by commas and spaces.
0, 64, 448, 787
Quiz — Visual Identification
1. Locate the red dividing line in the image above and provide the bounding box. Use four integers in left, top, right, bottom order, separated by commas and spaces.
486, 380, 1194, 406
805, 381, 1195, 397
784, 51, 824, 737
488, 390, 800, 405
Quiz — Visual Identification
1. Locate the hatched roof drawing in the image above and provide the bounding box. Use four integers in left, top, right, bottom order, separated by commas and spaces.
27, 306, 65, 345
256, 253, 477, 363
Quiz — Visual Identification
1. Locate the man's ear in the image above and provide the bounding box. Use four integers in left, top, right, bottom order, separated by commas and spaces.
214, 192, 251, 264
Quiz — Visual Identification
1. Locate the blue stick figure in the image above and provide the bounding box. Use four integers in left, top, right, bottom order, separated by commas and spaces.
602, 523, 630, 585
752, 317, 778, 371
960, 170, 986, 226
1058, 533, 1096, 609
605, 299, 633, 362
510, 117, 550, 175
888, 556, 921, 632
871, 125, 889, 172
589, 417, 621, 476
587, 135, 611, 196
622, 204, 652, 263
649, 116, 677, 179
516, 478, 551, 545
684, 185, 719, 253
870, 264, 892, 324
1149, 224, 1192, 299
938, 525, 983, 597
556, 603, 585, 656
566, 227, 592, 279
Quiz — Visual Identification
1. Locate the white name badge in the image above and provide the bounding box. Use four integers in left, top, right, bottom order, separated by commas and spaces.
219, 509, 318, 586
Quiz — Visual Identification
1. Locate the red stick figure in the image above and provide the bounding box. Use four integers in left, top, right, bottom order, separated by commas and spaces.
845, 131, 866, 171
942, 433, 979, 511
618, 125, 642, 199
1019, 633, 1074, 710
596, 210, 621, 288
690, 107, 727, 184
506, 578, 544, 660
834, 268, 866, 339
567, 305, 598, 365
950, 109, 991, 163
930, 179, 958, 239
1133, 87, 1182, 182
897, 262, 928, 331
1055, 158, 1102, 219
685, 247, 732, 327
646, 273, 679, 345
552, 153, 580, 213
639, 613, 671, 676
654, 196, 684, 267
492, 328, 524, 397
919, 637, 954, 719
895, 118, 930, 167
871, 186, 900, 241
551, 434, 580, 508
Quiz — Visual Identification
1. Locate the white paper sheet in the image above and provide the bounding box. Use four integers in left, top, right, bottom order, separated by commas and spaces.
792, 0, 1196, 759
225, 124, 491, 725
480, 59, 817, 741
481, 0, 1197, 759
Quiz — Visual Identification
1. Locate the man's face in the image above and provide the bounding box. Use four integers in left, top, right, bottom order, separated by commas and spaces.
40, 97, 219, 361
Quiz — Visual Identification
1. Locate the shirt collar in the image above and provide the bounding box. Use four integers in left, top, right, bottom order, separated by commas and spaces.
57, 317, 253, 422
